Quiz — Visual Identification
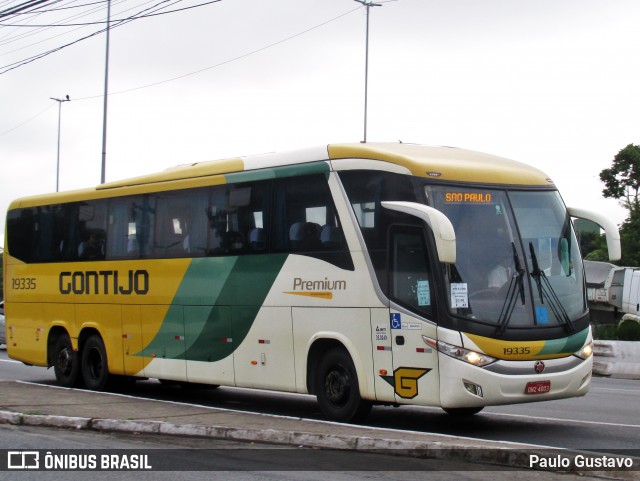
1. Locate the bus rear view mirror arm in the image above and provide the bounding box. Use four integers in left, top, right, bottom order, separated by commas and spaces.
382, 201, 457, 264
567, 206, 621, 262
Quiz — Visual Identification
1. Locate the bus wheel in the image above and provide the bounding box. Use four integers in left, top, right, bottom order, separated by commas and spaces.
316, 348, 372, 423
81, 335, 109, 391
53, 335, 80, 387
442, 407, 484, 416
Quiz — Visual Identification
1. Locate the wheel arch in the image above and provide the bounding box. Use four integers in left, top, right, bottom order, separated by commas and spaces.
306, 333, 370, 398
47, 326, 72, 367
47, 326, 105, 365
78, 326, 102, 352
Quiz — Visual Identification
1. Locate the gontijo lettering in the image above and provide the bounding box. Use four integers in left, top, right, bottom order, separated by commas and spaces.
59, 270, 149, 295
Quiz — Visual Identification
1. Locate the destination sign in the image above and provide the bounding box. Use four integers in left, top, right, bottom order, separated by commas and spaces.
444, 192, 492, 204
444, 192, 493, 203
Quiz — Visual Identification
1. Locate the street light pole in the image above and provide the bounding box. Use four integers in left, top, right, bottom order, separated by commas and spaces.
354, 0, 381, 143
100, 0, 112, 184
50, 95, 71, 192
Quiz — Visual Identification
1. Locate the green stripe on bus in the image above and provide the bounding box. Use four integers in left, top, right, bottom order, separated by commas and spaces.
537, 328, 588, 356
224, 162, 329, 184
136, 254, 288, 362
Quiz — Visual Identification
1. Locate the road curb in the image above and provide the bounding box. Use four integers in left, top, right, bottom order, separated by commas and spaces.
23, 413, 92, 430
0, 410, 638, 479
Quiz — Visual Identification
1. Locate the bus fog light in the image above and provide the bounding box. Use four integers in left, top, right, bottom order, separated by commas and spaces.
463, 380, 483, 398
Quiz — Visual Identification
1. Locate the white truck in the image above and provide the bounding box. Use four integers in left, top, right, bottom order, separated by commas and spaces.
585, 260, 640, 322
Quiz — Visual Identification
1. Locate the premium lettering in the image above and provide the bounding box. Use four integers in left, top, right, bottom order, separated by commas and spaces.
59, 270, 149, 295
292, 277, 346, 291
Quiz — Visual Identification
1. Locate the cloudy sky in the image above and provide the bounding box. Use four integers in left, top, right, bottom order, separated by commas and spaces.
1, 0, 639, 241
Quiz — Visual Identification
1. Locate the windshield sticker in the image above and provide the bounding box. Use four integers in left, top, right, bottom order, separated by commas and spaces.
536, 306, 549, 325
417, 280, 430, 306
451, 283, 469, 308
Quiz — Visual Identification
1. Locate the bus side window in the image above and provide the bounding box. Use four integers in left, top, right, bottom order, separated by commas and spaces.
155, 188, 208, 258
273, 174, 344, 253
106, 196, 155, 259
271, 174, 352, 269
207, 181, 271, 256
6, 208, 37, 263
76, 201, 108, 261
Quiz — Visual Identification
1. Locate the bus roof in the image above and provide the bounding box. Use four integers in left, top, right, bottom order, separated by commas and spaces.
98, 143, 553, 189
327, 143, 553, 186
8, 143, 554, 208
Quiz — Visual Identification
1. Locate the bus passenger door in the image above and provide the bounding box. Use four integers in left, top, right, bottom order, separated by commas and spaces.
388, 227, 440, 406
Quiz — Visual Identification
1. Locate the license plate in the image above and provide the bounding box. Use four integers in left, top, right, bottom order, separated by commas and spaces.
525, 380, 551, 394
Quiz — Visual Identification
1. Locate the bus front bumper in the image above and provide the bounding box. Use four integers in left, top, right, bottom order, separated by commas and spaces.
438, 352, 593, 409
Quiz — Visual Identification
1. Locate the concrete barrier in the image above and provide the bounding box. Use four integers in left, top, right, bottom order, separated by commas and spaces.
593, 340, 640, 380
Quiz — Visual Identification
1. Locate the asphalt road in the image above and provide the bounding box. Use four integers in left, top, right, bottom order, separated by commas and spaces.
1, 349, 639, 454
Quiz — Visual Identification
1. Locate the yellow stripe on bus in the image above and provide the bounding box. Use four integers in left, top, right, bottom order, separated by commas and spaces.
283, 291, 334, 300
464, 333, 548, 360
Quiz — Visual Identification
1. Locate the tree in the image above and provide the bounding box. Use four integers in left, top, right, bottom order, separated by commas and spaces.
618, 210, 640, 267
578, 230, 609, 262
599, 144, 640, 266
600, 144, 640, 215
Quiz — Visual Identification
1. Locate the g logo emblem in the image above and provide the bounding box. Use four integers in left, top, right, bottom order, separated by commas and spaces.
393, 367, 430, 399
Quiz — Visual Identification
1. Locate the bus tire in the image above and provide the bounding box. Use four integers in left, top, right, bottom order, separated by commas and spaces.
53, 334, 81, 388
316, 348, 372, 423
81, 334, 109, 391
442, 407, 483, 416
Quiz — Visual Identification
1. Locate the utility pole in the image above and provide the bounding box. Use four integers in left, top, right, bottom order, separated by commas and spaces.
100, 0, 112, 184
50, 95, 71, 192
354, 0, 381, 143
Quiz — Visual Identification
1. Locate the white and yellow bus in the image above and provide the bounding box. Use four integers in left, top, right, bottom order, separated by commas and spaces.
3, 143, 620, 421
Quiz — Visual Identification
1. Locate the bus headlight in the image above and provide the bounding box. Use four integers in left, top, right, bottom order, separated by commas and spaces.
423, 337, 496, 367
574, 341, 593, 360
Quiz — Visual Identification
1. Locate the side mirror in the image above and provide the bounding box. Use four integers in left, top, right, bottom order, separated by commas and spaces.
567, 206, 621, 261
382, 201, 456, 263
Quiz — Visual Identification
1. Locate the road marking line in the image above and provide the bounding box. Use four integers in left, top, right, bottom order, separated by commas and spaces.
482, 411, 640, 429
591, 387, 640, 394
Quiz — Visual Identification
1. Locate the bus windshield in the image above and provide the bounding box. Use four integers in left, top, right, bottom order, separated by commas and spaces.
428, 186, 586, 331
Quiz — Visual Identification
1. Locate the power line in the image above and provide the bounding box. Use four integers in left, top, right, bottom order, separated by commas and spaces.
0, 0, 51, 18
0, 0, 222, 26
12, 0, 107, 14
0, 0, 217, 74
0, 0, 171, 51
0, 0, 128, 49
0, 102, 53, 137
76, 4, 363, 99
0, 4, 364, 136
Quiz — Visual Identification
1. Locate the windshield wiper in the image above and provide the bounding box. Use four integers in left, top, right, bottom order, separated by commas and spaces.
529, 242, 575, 332
495, 243, 525, 336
